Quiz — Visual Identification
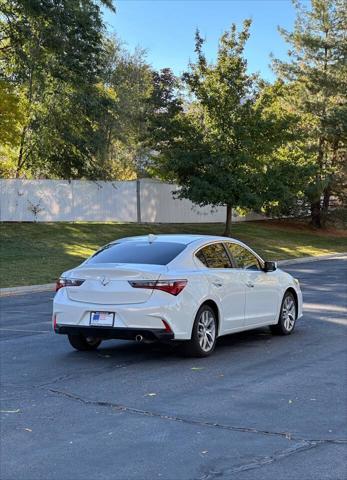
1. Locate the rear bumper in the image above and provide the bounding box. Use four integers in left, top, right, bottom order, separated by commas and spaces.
54, 325, 174, 342
53, 286, 197, 340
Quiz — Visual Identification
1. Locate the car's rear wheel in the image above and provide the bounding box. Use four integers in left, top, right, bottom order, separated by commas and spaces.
185, 304, 217, 357
67, 334, 102, 351
270, 291, 297, 335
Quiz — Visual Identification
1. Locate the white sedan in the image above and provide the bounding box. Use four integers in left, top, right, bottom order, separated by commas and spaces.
53, 234, 303, 357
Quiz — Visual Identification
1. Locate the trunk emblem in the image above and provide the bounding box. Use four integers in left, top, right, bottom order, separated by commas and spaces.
100, 276, 110, 286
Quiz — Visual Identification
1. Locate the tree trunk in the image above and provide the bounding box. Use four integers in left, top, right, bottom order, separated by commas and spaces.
16, 125, 28, 178
223, 204, 232, 236
310, 130, 325, 228
310, 200, 322, 228
321, 186, 331, 228
16, 60, 35, 177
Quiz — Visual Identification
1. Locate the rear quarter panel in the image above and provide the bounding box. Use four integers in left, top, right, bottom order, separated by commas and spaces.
156, 270, 219, 339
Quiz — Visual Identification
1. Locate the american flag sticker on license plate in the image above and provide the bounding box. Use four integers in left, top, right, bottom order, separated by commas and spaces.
90, 312, 114, 326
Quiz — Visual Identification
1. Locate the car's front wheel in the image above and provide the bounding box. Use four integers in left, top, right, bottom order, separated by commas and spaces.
185, 304, 217, 357
68, 334, 102, 351
270, 291, 297, 335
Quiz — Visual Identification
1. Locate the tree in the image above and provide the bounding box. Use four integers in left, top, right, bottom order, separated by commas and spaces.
0, 0, 116, 178
0, 1, 159, 181
274, 0, 347, 227
96, 38, 153, 179
0, 79, 23, 177
143, 67, 183, 175
146, 68, 183, 145
156, 22, 290, 235
257, 81, 319, 218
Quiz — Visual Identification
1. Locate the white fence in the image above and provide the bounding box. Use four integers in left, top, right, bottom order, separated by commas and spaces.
0, 179, 264, 223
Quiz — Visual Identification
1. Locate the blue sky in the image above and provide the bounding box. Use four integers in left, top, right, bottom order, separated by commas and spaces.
104, 0, 305, 81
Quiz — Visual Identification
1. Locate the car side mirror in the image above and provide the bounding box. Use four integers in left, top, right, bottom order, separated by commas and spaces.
264, 261, 277, 272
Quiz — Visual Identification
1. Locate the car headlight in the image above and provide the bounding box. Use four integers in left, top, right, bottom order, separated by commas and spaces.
294, 278, 300, 287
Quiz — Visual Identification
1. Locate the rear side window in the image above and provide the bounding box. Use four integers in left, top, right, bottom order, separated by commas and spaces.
88, 242, 186, 265
196, 243, 232, 268
226, 243, 260, 270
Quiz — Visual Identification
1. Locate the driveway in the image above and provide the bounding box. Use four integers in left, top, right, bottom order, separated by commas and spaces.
1, 258, 346, 480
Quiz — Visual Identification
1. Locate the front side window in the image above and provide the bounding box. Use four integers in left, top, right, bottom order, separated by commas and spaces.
88, 241, 186, 266
196, 243, 232, 269
225, 243, 260, 270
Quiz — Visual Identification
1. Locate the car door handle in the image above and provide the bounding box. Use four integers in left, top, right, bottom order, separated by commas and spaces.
212, 281, 223, 287
246, 281, 254, 288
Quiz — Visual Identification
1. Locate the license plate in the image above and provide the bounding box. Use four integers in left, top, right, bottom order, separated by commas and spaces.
90, 312, 114, 327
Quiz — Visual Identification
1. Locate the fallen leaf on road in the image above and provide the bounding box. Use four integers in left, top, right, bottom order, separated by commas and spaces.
145, 393, 157, 397
0, 409, 20, 413
288, 400, 293, 404
24, 428, 32, 432
191, 367, 204, 371
201, 450, 208, 454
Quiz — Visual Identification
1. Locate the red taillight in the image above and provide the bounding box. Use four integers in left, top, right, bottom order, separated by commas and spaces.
129, 279, 187, 296
56, 279, 64, 291
56, 278, 85, 291
53, 314, 57, 329
155, 280, 187, 295
162, 319, 172, 333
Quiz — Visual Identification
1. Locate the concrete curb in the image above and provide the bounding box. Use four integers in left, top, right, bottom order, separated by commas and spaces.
277, 252, 347, 266
1, 252, 346, 297
1, 283, 55, 297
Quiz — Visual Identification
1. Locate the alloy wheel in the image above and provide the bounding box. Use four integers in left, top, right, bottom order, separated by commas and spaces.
281, 295, 296, 331
198, 310, 216, 352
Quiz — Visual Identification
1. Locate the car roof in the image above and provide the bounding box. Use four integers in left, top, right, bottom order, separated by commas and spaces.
112, 234, 238, 245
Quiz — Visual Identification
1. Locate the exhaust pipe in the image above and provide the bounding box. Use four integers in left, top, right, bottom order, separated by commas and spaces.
135, 334, 144, 343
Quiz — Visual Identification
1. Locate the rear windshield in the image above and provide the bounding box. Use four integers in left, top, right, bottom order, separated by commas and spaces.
87, 241, 186, 265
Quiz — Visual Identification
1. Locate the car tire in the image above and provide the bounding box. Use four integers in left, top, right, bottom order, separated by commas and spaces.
270, 291, 297, 336
185, 304, 217, 357
67, 334, 102, 351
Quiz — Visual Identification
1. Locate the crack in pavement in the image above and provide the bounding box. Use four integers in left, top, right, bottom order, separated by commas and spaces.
47, 388, 347, 446
197, 441, 322, 479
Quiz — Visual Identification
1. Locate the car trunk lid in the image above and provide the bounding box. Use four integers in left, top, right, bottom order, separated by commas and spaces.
66, 263, 167, 305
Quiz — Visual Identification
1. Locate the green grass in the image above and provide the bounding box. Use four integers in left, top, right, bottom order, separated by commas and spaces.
1, 221, 346, 288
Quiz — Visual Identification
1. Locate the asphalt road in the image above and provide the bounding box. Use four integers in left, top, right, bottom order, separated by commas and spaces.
1, 258, 346, 480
